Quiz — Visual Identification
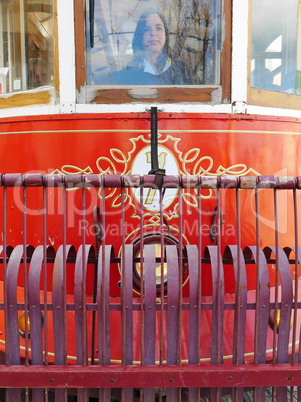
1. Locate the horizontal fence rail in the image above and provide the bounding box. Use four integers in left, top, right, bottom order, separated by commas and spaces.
0, 174, 300, 401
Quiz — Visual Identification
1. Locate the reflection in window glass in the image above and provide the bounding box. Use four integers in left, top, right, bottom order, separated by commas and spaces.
0, 0, 54, 94
86, 0, 221, 86
251, 0, 300, 94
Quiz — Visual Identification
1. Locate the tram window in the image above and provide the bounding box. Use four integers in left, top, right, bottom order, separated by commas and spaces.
0, 0, 54, 94
85, 0, 223, 89
249, 0, 301, 108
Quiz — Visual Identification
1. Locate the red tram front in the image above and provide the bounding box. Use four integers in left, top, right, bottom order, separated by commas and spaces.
0, 0, 301, 400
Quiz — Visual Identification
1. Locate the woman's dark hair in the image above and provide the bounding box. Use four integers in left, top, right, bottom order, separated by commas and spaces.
131, 9, 170, 71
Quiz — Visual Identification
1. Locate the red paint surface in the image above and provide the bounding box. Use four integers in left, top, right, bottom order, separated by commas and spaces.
0, 113, 300, 364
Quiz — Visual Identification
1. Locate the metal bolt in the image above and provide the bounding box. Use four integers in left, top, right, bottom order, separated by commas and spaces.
228, 376, 233, 381
287, 375, 293, 381
110, 378, 116, 383
169, 377, 175, 382
49, 378, 55, 383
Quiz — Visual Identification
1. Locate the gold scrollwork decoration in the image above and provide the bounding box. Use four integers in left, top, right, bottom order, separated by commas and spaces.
53, 133, 260, 225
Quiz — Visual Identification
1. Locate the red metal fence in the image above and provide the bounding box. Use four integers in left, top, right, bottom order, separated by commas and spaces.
0, 173, 301, 401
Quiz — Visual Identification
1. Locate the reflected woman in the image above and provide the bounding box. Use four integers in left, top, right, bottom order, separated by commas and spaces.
116, 9, 194, 85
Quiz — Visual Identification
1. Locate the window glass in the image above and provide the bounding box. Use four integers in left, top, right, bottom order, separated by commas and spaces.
0, 0, 54, 94
251, 0, 300, 94
86, 0, 221, 86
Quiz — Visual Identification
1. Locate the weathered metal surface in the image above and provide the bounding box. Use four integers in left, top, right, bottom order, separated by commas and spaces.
0, 173, 300, 401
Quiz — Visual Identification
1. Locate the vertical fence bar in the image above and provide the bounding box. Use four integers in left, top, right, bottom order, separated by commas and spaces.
82, 178, 87, 366
62, 177, 68, 402
272, 188, 279, 365
178, 181, 183, 367
295, 183, 301, 401
166, 245, 180, 401
75, 245, 95, 402
98, 179, 111, 402
193, 177, 202, 401
272, 187, 287, 401
215, 185, 223, 400
252, 184, 266, 402
62, 181, 67, 369
159, 185, 164, 371
143, 244, 156, 401
187, 244, 199, 402
205, 242, 224, 402
29, 245, 53, 402
43, 185, 49, 367
139, 181, 146, 401
254, 185, 260, 366
22, 185, 30, 367
74, 176, 88, 402
6, 244, 24, 402
97, 245, 112, 402
121, 181, 133, 401
233, 186, 245, 401
216, 186, 223, 366
292, 187, 299, 364
121, 244, 134, 401
2, 184, 8, 369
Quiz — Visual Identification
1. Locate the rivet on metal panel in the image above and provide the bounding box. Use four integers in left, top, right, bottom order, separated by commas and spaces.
145, 107, 164, 112
228, 376, 233, 381
169, 378, 175, 382
287, 376, 294, 381
109, 378, 116, 383
49, 378, 55, 384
